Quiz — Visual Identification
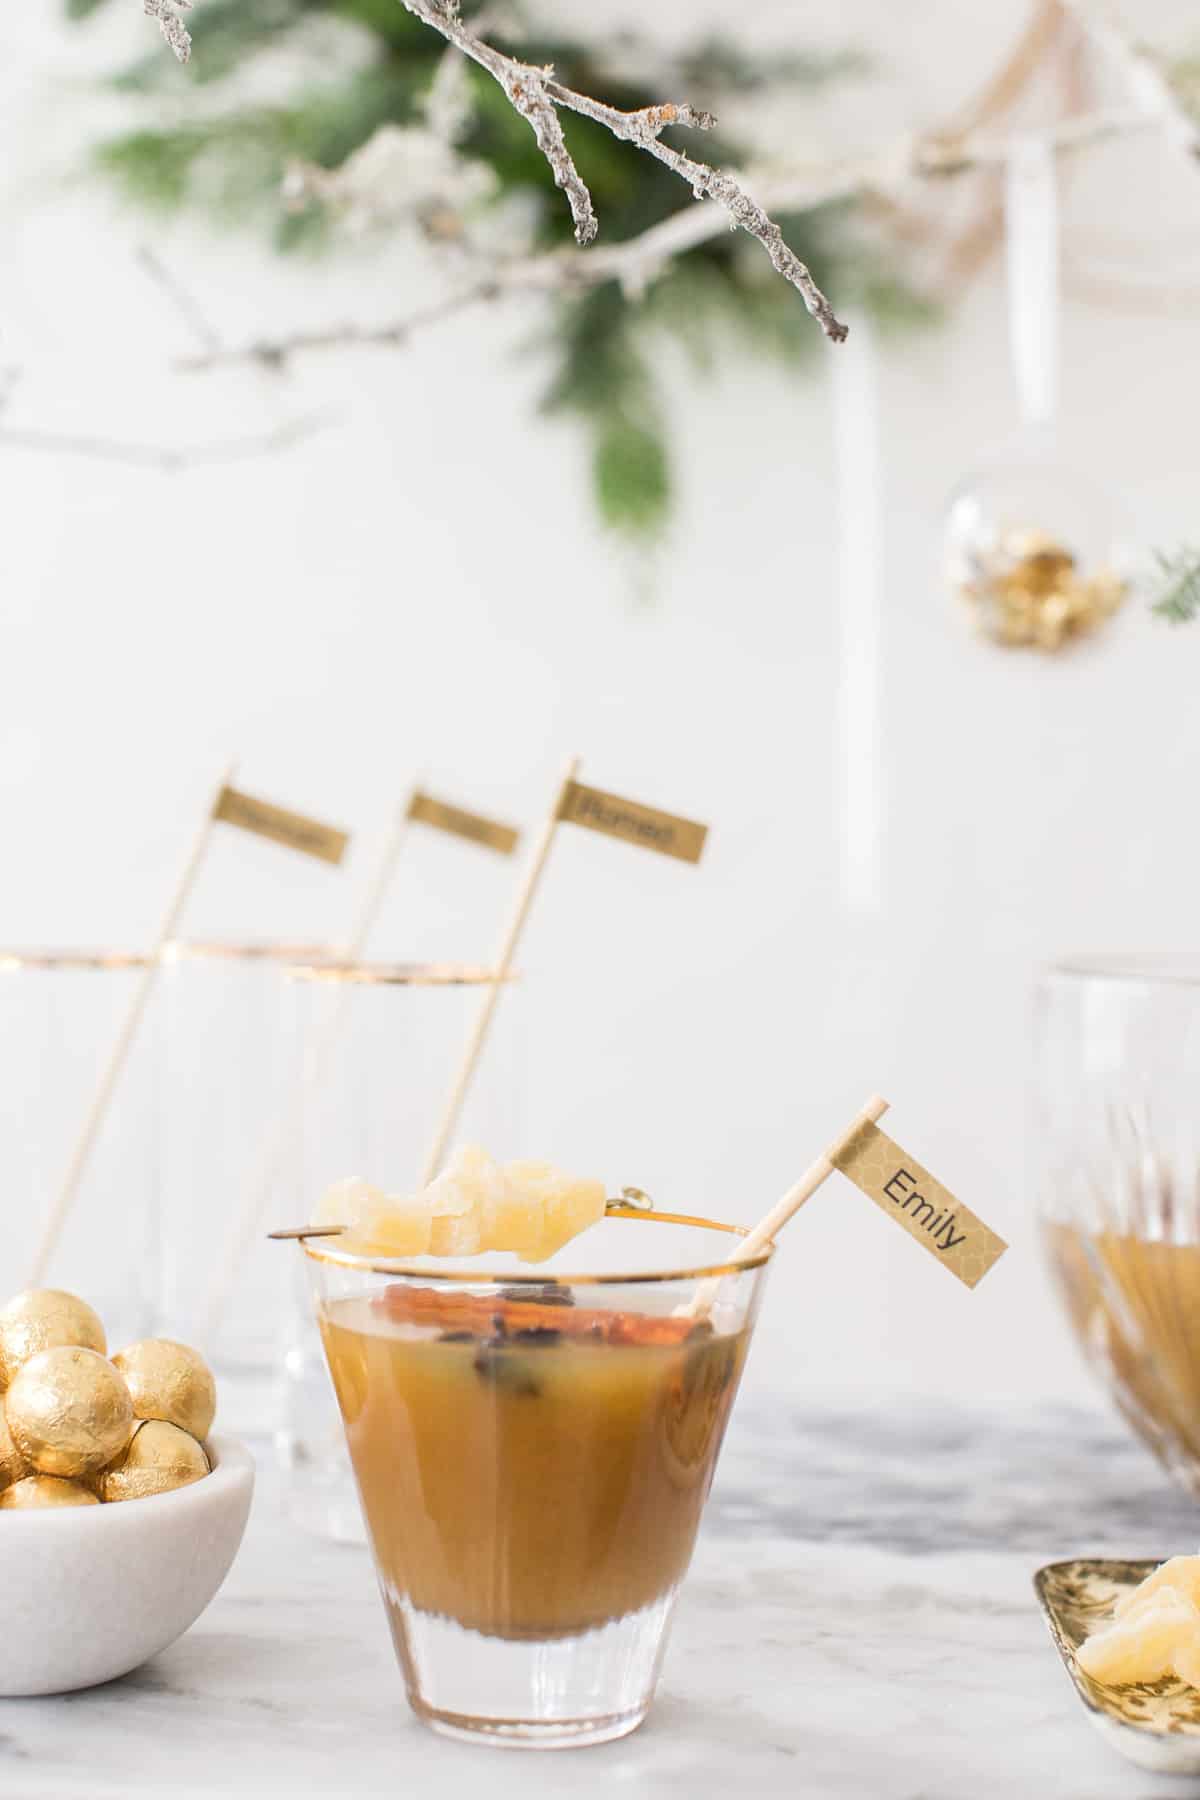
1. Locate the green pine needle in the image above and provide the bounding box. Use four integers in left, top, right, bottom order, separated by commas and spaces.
593, 417, 671, 539
1150, 547, 1200, 624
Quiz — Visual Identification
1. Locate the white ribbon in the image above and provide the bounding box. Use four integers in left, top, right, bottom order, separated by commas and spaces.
1006, 134, 1060, 430
831, 313, 882, 914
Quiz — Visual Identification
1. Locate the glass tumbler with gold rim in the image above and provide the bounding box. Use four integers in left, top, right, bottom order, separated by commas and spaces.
301, 1208, 769, 1748
0, 948, 159, 1346
1037, 955, 1200, 1493
279, 959, 524, 1540
158, 938, 332, 1434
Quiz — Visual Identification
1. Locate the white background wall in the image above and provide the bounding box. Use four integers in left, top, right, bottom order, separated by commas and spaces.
2, 1, 1200, 1408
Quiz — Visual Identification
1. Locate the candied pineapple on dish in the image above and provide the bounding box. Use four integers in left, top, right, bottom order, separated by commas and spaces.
1078, 1557, 1200, 1689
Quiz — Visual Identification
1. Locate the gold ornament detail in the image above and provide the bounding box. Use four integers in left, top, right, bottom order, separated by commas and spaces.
100, 1419, 210, 1503
112, 1339, 216, 1441
0, 1290, 106, 1388
955, 529, 1127, 652
0, 1475, 99, 1509
5, 1346, 133, 1479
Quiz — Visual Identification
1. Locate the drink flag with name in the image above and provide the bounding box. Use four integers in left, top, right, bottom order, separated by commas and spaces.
557, 780, 707, 865
407, 790, 520, 857
832, 1119, 1007, 1289
213, 785, 350, 866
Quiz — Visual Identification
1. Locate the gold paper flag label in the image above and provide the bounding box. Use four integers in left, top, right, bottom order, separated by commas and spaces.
407, 791, 520, 856
832, 1121, 1007, 1290
558, 781, 708, 865
213, 786, 349, 866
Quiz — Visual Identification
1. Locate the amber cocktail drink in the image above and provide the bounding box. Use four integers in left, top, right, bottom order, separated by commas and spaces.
307, 1214, 768, 1746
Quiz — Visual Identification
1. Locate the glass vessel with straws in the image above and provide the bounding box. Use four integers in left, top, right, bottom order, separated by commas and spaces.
1038, 956, 1200, 1493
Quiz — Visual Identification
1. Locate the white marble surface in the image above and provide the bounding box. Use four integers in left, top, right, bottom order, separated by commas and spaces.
4, 1398, 1199, 1799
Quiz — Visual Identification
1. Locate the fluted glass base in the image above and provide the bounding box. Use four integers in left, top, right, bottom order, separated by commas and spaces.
388, 1591, 677, 1749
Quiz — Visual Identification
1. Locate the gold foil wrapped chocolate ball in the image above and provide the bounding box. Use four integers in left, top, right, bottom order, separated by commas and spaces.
100, 1420, 210, 1504
0, 1474, 99, 1509
0, 1289, 106, 1388
112, 1339, 216, 1441
0, 1412, 29, 1492
5, 1346, 133, 1479
0, 1287, 217, 1512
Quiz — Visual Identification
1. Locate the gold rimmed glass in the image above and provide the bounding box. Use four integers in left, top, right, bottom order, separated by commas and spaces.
0, 949, 152, 973
284, 960, 513, 986
0, 948, 156, 1345
278, 961, 523, 1540
301, 1211, 770, 1748
1037, 955, 1200, 1492
158, 937, 336, 1433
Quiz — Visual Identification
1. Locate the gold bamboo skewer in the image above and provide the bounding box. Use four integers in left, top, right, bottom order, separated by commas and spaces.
419, 754, 580, 1185
684, 1094, 891, 1317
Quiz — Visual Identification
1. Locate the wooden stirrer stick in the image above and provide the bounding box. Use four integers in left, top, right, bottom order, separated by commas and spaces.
686, 1093, 890, 1317
336, 777, 422, 961
28, 759, 237, 1286
419, 754, 580, 1185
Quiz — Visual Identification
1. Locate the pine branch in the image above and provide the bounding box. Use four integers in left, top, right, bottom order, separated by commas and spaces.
1149, 548, 1200, 624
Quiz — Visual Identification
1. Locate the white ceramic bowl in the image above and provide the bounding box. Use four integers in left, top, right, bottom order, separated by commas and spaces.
0, 1433, 254, 1696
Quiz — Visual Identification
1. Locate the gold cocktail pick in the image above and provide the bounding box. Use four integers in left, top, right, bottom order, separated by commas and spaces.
268, 1190, 653, 1242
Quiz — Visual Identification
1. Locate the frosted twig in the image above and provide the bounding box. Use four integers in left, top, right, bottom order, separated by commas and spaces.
143, 0, 193, 64
177, 105, 1141, 374
400, 0, 847, 340
0, 415, 324, 471
135, 245, 223, 351
402, 0, 596, 247
547, 81, 847, 341
176, 280, 506, 371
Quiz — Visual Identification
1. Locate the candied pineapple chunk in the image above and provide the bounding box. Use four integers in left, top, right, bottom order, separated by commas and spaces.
323, 1146, 606, 1262
1077, 1588, 1199, 1685
1078, 1558, 1200, 1690
1114, 1556, 1200, 1620
502, 1158, 606, 1261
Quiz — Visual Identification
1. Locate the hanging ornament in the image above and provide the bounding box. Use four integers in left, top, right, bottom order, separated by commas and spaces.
943, 137, 1131, 652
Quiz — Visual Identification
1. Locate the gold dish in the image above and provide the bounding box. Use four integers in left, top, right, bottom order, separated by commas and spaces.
1036, 1558, 1200, 1774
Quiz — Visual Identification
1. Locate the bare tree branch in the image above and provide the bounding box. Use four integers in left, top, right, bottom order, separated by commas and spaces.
176, 104, 1148, 375
402, 0, 597, 247
545, 82, 848, 340
143, 0, 193, 64
399, 0, 848, 340
139, 0, 1200, 359
135, 244, 223, 351
0, 415, 325, 472
176, 280, 507, 372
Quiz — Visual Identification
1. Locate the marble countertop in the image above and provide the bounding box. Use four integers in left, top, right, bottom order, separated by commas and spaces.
5, 1396, 1199, 1800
